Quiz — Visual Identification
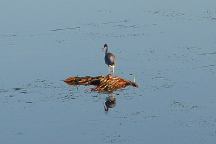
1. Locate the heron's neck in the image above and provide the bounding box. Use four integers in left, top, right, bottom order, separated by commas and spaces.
105, 47, 108, 54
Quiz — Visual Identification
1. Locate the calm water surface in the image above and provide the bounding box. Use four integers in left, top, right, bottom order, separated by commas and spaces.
0, 0, 216, 143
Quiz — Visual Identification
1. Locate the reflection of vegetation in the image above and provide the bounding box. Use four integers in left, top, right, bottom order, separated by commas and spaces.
104, 93, 116, 112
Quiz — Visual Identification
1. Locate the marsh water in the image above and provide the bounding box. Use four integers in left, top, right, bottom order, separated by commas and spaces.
1, 0, 216, 143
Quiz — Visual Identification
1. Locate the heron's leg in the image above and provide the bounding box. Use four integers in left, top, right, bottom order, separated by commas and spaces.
110, 65, 114, 75
108, 66, 111, 74
112, 66, 115, 75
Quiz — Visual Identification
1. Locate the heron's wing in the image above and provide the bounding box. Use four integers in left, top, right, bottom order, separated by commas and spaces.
106, 53, 115, 65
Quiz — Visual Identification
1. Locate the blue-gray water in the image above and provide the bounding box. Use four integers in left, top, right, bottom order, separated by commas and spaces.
0, 0, 216, 143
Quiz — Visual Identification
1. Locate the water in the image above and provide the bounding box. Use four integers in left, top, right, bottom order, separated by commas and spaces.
1, 0, 216, 143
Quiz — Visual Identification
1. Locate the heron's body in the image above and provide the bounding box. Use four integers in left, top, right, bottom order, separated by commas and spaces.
105, 52, 115, 66
103, 44, 116, 74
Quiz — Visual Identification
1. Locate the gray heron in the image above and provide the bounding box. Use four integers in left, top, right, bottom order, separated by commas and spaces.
103, 44, 116, 75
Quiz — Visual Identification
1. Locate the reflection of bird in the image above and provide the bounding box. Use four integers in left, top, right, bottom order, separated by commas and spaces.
103, 44, 116, 75
104, 94, 116, 112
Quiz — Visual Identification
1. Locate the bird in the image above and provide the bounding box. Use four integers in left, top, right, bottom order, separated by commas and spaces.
103, 44, 116, 75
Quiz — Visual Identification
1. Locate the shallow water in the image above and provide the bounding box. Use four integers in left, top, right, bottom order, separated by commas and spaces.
1, 0, 216, 143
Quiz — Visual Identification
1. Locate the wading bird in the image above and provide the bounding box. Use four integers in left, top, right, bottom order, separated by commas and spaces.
103, 44, 116, 75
